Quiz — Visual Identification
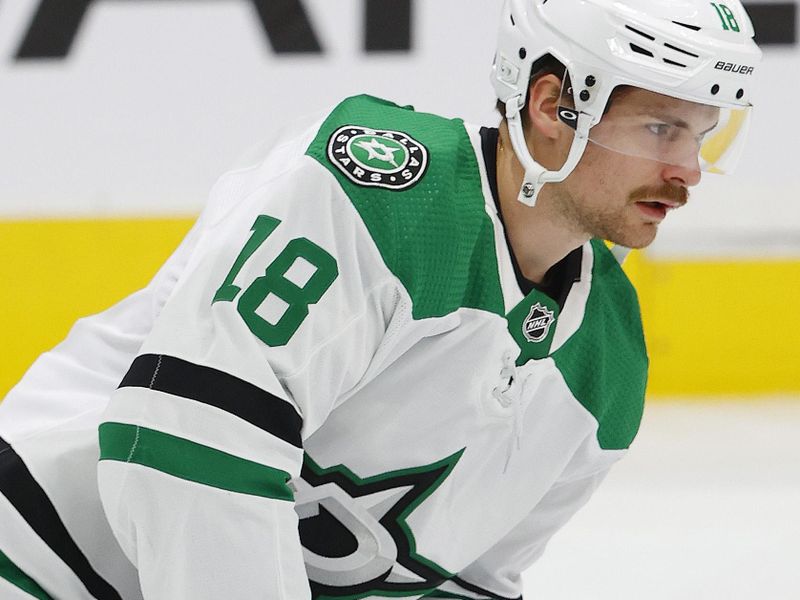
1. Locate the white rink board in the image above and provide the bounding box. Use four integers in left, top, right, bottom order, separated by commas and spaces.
524, 399, 800, 600
0, 0, 797, 254
0, 0, 500, 218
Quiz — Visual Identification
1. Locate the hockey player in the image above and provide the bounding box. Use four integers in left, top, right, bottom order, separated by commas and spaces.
0, 0, 760, 598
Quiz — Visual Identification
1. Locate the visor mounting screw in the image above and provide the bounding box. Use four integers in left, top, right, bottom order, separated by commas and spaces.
736, 88, 744, 99
522, 183, 536, 198
519, 47, 527, 59
579, 90, 590, 101
584, 75, 596, 87
711, 84, 720, 95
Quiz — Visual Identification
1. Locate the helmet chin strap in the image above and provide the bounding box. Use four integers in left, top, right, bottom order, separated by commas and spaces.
504, 96, 591, 207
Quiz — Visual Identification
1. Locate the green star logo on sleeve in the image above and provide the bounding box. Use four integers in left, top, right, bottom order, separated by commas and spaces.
327, 126, 429, 190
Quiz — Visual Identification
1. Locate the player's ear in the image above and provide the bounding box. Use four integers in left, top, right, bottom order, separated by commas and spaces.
525, 74, 563, 140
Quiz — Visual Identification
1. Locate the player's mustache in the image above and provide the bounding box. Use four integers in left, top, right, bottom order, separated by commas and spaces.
628, 183, 689, 206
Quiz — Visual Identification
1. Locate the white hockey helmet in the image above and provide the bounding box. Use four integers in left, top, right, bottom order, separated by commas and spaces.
491, 0, 763, 206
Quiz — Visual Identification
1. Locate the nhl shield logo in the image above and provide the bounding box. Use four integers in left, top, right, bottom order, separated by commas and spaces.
327, 125, 429, 190
522, 302, 555, 343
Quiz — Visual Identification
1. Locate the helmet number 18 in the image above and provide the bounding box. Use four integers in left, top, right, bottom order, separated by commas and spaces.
710, 3, 740, 32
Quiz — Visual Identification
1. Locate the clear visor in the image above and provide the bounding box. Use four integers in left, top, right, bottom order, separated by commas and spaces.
558, 84, 752, 175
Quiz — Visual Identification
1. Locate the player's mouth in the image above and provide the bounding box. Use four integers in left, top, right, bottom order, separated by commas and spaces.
635, 199, 682, 222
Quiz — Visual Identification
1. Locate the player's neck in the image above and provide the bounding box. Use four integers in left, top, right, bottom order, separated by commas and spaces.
496, 122, 588, 285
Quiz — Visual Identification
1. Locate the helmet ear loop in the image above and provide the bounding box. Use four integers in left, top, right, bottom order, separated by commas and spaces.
543, 113, 592, 183
505, 95, 592, 207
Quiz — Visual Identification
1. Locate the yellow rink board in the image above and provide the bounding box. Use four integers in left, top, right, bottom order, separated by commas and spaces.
1, 218, 798, 400
625, 252, 799, 396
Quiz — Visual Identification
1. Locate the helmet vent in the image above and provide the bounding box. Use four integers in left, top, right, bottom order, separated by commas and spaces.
672, 20, 701, 31
663, 58, 687, 68
615, 19, 705, 71
630, 43, 654, 58
664, 42, 699, 58
625, 25, 655, 41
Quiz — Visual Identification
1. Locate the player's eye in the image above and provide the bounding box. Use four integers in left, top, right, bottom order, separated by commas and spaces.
646, 123, 673, 138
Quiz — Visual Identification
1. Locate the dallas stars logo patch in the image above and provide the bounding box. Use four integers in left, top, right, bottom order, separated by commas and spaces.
293, 450, 462, 599
327, 126, 429, 190
522, 302, 555, 343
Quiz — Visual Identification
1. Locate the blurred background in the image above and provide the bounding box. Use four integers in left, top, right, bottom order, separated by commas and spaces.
0, 0, 797, 597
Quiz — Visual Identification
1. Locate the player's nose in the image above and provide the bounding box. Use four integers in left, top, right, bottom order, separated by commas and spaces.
661, 156, 702, 188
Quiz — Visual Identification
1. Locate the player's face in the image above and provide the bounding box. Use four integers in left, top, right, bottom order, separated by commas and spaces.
556, 88, 718, 249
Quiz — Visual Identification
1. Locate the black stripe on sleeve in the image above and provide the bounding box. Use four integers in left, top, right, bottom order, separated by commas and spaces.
119, 354, 303, 449
0, 437, 123, 600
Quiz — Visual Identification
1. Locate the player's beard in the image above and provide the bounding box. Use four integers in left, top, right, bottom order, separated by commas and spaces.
556, 182, 689, 249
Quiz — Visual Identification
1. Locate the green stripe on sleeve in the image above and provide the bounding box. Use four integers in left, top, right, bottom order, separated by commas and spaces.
98, 422, 294, 501
0, 549, 53, 600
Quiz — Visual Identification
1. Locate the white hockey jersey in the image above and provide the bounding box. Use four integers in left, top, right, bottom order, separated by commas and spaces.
98, 95, 648, 599
2, 94, 647, 600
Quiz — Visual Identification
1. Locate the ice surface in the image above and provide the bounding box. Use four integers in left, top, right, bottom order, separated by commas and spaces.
523, 398, 800, 600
